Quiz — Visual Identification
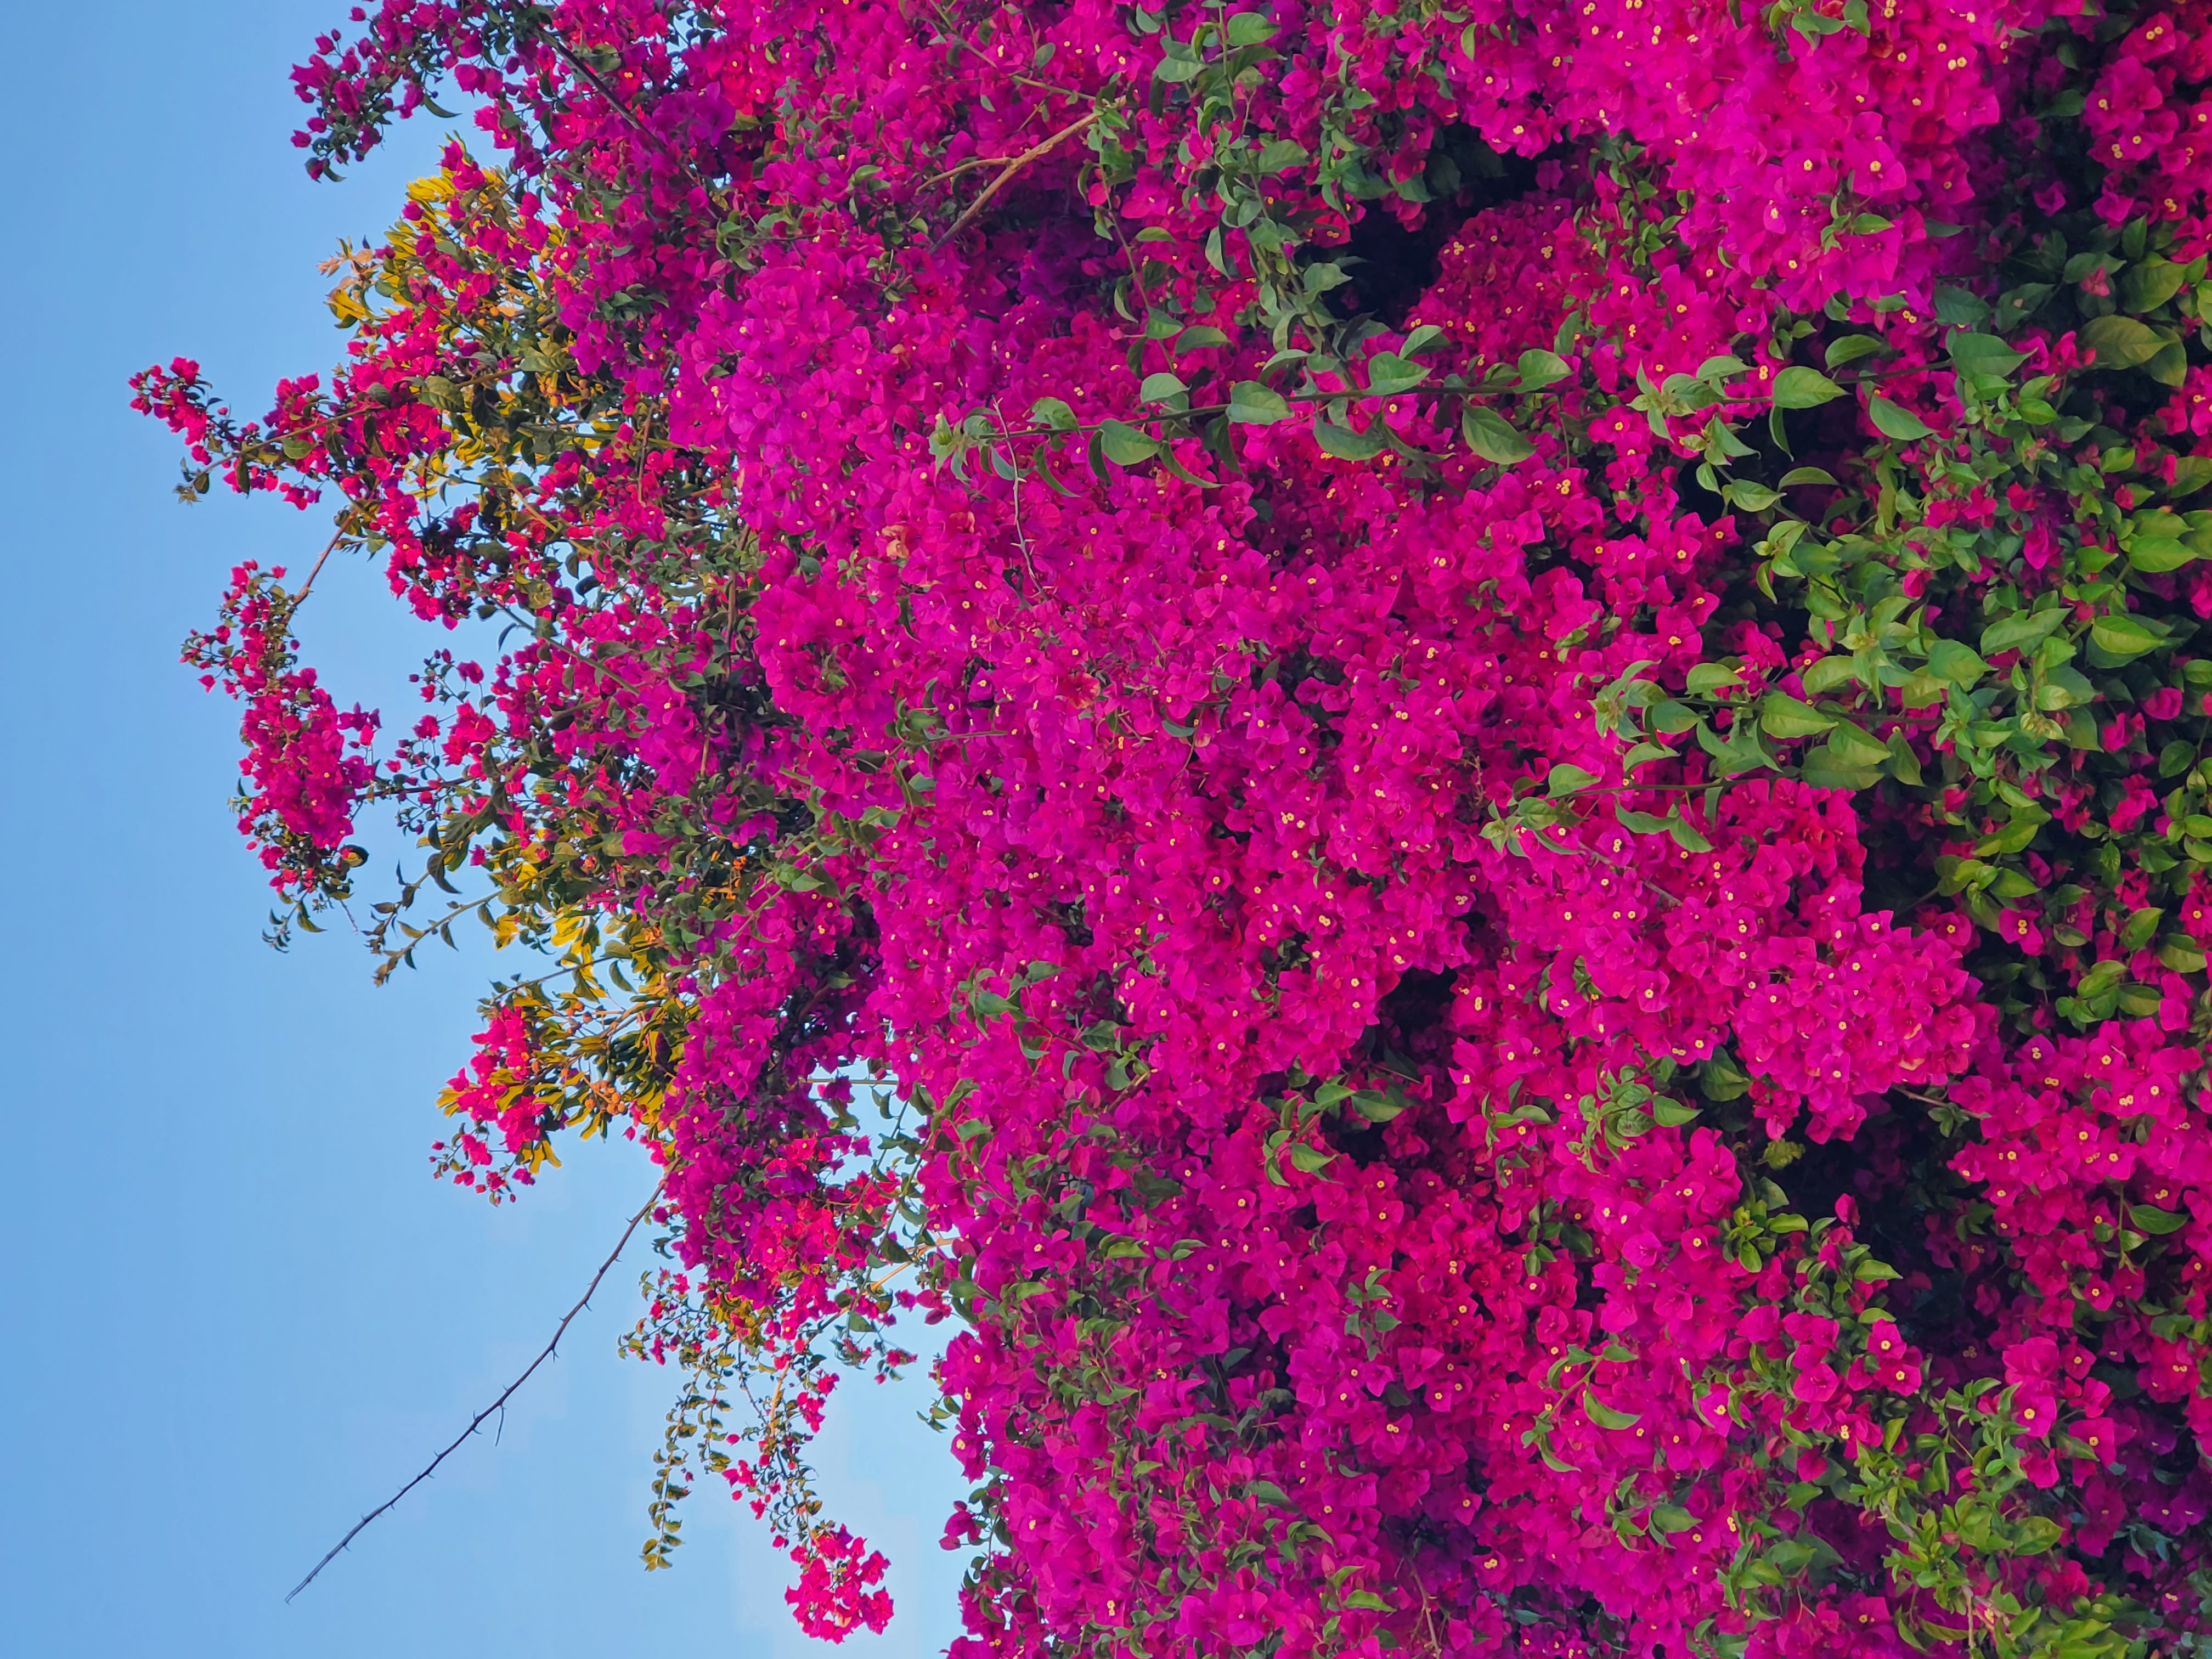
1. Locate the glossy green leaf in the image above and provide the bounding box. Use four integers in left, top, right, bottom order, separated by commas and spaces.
1947, 331, 2028, 377
1547, 763, 1598, 797
1582, 1392, 1641, 1430
1314, 417, 1385, 460
1362, 351, 1427, 396
1098, 421, 1160, 464
1823, 335, 1884, 369
1866, 396, 1934, 441
1926, 639, 1989, 685
1979, 608, 2064, 657
1227, 380, 1292, 424
2118, 256, 2187, 314
1462, 405, 1534, 464
2081, 313, 2165, 369
1516, 348, 1572, 390
2090, 613, 2162, 661
1759, 693, 1837, 739
1773, 366, 1846, 408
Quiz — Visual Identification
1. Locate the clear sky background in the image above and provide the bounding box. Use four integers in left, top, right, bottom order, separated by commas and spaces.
0, 5, 967, 1655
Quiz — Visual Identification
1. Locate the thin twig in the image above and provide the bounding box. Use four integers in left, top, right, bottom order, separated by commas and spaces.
287, 532, 347, 608
284, 1176, 669, 1601
538, 33, 723, 207
991, 397, 1037, 594
1895, 1086, 1956, 1110
936, 114, 1096, 246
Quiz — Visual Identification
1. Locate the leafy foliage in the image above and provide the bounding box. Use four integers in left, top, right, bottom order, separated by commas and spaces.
138, 0, 2212, 1653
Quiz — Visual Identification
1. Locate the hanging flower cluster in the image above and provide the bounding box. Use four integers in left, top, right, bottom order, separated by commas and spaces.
141, 0, 2212, 1651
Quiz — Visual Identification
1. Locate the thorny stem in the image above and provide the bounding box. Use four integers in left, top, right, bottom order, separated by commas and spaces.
936, 113, 1098, 246
285, 1177, 668, 1601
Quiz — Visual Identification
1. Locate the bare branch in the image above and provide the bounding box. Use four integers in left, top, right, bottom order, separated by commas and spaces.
936, 114, 1096, 247
285, 1175, 669, 1601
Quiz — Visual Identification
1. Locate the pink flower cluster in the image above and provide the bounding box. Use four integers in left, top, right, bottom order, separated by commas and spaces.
173, 556, 378, 898
143, 0, 2212, 1651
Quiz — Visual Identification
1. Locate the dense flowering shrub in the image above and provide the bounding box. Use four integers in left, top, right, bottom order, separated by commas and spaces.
138, 0, 2212, 1651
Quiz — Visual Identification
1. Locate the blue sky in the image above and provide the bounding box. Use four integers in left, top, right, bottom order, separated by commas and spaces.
0, 5, 966, 1655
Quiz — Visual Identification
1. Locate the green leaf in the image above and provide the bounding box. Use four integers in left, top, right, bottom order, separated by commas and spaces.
1668, 816, 1713, 853
1823, 721, 1892, 766
1697, 717, 1779, 776
1301, 261, 1352, 295
1098, 421, 1160, 465
2162, 937, 2208, 973
1926, 639, 1989, 685
1801, 656, 1858, 694
2130, 1203, 2190, 1235
1350, 1090, 1405, 1123
2120, 906, 2164, 952
1314, 417, 1385, 460
1759, 693, 1837, 740
1886, 731, 1923, 786
1517, 348, 1572, 390
1867, 396, 1934, 441
1799, 744, 1884, 791
1362, 351, 1427, 396
1701, 1049, 1752, 1100
1948, 331, 2028, 377
1226, 381, 1292, 425
1152, 49, 1204, 83
1547, 762, 1599, 797
1685, 663, 1743, 695
1773, 366, 1846, 408
2082, 313, 2165, 369
1224, 10, 1278, 45
1172, 325, 1231, 354
1583, 1391, 1642, 1431
1462, 405, 1534, 464
2078, 959, 2126, 998
1696, 354, 1751, 382
1779, 466, 1839, 487
1824, 335, 1884, 369
1979, 608, 2064, 657
1972, 813, 2042, 855
2130, 536, 2198, 573
2169, 455, 2212, 499
1030, 396, 1079, 430
1932, 285, 1991, 328
2119, 256, 2187, 314
1286, 1142, 1336, 1172
1650, 1504, 1699, 1534
2090, 613, 2163, 661
1138, 371, 1188, 404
